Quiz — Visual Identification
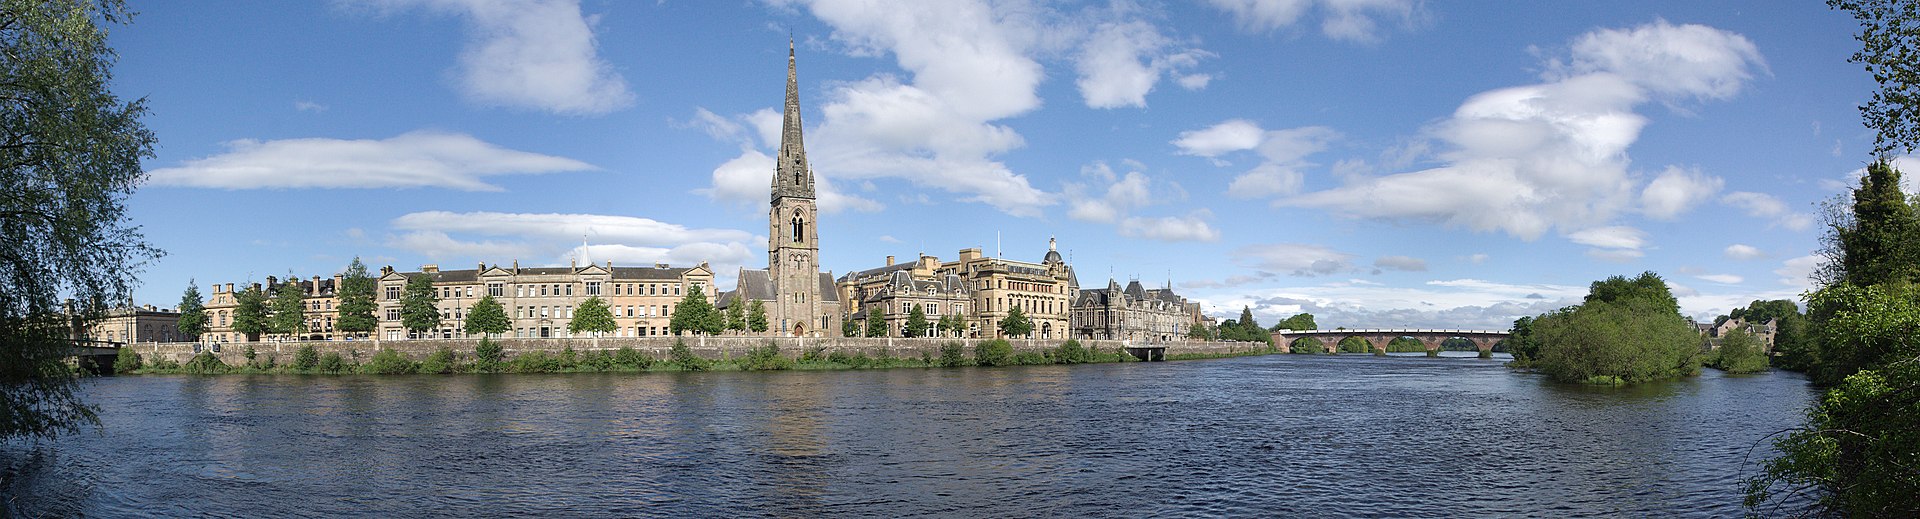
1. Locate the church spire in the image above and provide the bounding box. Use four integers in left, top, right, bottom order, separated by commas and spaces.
775, 38, 813, 201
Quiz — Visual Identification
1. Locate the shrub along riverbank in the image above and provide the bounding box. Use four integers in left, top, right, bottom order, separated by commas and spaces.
112, 338, 1283, 376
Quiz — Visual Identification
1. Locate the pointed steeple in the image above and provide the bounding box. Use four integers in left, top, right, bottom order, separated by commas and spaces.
774, 38, 814, 201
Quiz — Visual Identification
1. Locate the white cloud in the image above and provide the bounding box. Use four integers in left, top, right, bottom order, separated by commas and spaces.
1640, 166, 1723, 219
1723, 244, 1764, 260
1189, 277, 1584, 330
1722, 191, 1813, 230
1231, 243, 1355, 277
385, 211, 760, 287
1204, 0, 1420, 42
293, 100, 328, 112
695, 147, 882, 214
1840, 155, 1920, 196
1282, 21, 1765, 240
1075, 19, 1208, 109
1568, 226, 1648, 250
1119, 211, 1221, 242
1466, 253, 1489, 264
1373, 255, 1427, 272
147, 131, 595, 191
1176, 120, 1338, 198
1178, 73, 1213, 90
1173, 119, 1266, 158
371, 0, 633, 115
1775, 254, 1823, 288
1695, 273, 1743, 284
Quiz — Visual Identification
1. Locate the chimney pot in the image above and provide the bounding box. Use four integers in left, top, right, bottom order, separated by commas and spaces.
886, 255, 895, 266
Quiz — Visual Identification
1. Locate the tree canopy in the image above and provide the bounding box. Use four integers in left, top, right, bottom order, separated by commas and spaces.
0, 0, 157, 441
463, 295, 508, 337
335, 257, 377, 336
1525, 272, 1700, 385
568, 296, 616, 336
747, 299, 768, 333
998, 305, 1033, 339
1831, 0, 1920, 154
268, 275, 307, 339
399, 274, 440, 334
864, 305, 886, 337
176, 279, 206, 340
231, 285, 269, 340
904, 303, 929, 338
669, 288, 720, 335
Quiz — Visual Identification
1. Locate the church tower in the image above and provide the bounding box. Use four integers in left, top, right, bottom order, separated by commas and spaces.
769, 40, 823, 336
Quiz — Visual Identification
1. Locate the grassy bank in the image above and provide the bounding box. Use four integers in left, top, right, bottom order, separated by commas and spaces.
113, 338, 1277, 376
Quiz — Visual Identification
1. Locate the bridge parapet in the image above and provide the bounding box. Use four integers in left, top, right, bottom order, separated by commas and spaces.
1269, 328, 1510, 354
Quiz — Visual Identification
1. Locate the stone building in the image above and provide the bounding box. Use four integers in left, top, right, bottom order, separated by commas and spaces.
376, 261, 715, 341
838, 254, 974, 337
719, 41, 841, 337
199, 274, 340, 343
1710, 317, 1778, 351
837, 238, 1077, 340
83, 305, 189, 345
1071, 279, 1193, 343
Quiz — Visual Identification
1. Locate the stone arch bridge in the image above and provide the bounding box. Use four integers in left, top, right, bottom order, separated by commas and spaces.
1270, 329, 1510, 355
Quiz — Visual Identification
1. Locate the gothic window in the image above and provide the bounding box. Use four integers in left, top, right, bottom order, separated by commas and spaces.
791, 216, 804, 242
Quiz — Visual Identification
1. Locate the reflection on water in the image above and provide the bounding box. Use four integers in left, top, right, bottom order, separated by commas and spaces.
2, 353, 1815, 517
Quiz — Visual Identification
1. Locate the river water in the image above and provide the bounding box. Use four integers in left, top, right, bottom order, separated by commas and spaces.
3, 352, 1816, 517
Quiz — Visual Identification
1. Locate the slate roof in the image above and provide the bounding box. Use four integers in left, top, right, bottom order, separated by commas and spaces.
611, 266, 695, 280
721, 268, 839, 309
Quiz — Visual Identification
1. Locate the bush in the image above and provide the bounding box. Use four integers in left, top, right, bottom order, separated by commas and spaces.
670, 339, 709, 371
738, 343, 793, 371
113, 346, 142, 373
1708, 328, 1771, 374
149, 356, 180, 371
362, 349, 419, 375
826, 350, 873, 369
293, 344, 320, 372
974, 339, 1013, 367
1012, 351, 1050, 365
261, 354, 277, 370
508, 351, 562, 373
420, 347, 456, 374
1052, 339, 1091, 364
799, 346, 828, 363
613, 347, 653, 370
558, 345, 579, 370
318, 352, 346, 373
185, 352, 229, 375
580, 349, 614, 371
242, 345, 257, 362
938, 342, 967, 367
475, 338, 503, 372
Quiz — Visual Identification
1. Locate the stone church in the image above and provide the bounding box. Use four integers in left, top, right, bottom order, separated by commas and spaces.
718, 42, 842, 337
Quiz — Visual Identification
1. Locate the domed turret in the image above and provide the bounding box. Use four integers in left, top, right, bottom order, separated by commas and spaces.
1043, 236, 1062, 265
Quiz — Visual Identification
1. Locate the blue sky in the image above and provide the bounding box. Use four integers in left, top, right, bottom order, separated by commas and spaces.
113, 0, 1889, 329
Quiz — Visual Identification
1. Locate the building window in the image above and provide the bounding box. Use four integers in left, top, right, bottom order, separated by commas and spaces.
566, 284, 574, 296
385, 286, 400, 300
489, 283, 504, 297
385, 309, 400, 321
586, 282, 600, 296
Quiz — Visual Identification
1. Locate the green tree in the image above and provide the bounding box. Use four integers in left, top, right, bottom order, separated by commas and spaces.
176, 279, 207, 341
1827, 160, 1920, 287
1505, 314, 1545, 366
669, 287, 717, 335
864, 305, 886, 338
113, 345, 142, 373
1708, 328, 1769, 374
568, 296, 616, 337
1830, 0, 1920, 155
903, 303, 929, 338
938, 313, 966, 338
463, 295, 509, 338
725, 299, 746, 334
231, 284, 269, 341
268, 274, 307, 340
1529, 272, 1700, 385
747, 299, 768, 333
842, 317, 859, 337
335, 257, 377, 337
1188, 322, 1211, 340
1272, 312, 1317, 331
998, 305, 1033, 339
399, 274, 440, 336
0, 0, 158, 441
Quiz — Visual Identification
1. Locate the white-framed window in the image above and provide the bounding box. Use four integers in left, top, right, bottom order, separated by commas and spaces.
385, 286, 400, 300
566, 284, 574, 296
489, 283, 504, 297
586, 281, 601, 296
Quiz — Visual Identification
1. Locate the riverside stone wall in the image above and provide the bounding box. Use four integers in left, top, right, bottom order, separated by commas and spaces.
128, 336, 1272, 366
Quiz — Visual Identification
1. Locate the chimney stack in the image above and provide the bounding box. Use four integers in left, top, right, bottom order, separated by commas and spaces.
226, 283, 235, 293
886, 255, 895, 266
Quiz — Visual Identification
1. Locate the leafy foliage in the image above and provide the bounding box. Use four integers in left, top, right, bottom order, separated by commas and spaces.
474, 338, 503, 372
903, 303, 929, 338
669, 339, 708, 371
613, 346, 653, 370
1707, 328, 1769, 374
1051, 339, 1092, 364
0, 0, 156, 441
293, 345, 319, 372
463, 295, 509, 337
362, 349, 418, 375
669, 288, 720, 335
842, 317, 859, 337
268, 274, 307, 339
184, 352, 228, 375
1830, 0, 1920, 154
568, 296, 616, 336
419, 347, 456, 374
998, 305, 1032, 339
725, 299, 746, 333
399, 274, 440, 334
176, 279, 207, 339
937, 313, 967, 337
747, 299, 768, 333
317, 352, 346, 374
1272, 312, 1317, 331
1287, 337, 1324, 354
1527, 272, 1701, 385
738, 342, 793, 371
335, 258, 377, 336
864, 305, 886, 337
974, 339, 1014, 367
231, 285, 270, 339
113, 346, 142, 373
938, 341, 967, 367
